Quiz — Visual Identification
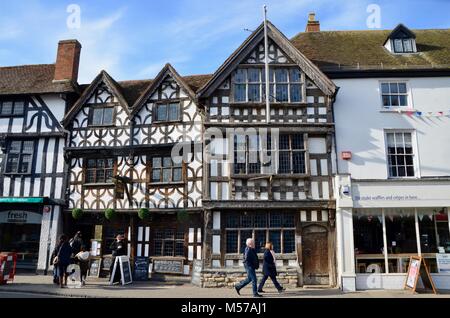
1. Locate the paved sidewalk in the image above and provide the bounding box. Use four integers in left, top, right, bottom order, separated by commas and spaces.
0, 274, 449, 298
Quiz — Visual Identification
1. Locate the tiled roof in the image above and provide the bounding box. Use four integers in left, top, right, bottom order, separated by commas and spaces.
291, 28, 450, 72
0, 64, 78, 95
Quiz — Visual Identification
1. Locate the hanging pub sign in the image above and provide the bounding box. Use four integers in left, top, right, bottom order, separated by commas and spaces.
114, 179, 125, 200
404, 256, 437, 294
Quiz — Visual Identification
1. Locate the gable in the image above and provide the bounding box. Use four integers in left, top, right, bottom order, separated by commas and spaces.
245, 39, 293, 64
198, 21, 337, 98
63, 71, 130, 127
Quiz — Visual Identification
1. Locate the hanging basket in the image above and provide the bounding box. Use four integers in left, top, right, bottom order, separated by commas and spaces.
138, 208, 151, 220
105, 208, 116, 220
177, 210, 189, 224
72, 208, 83, 220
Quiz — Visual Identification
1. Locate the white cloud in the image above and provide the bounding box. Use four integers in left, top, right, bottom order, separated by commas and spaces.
58, 7, 129, 83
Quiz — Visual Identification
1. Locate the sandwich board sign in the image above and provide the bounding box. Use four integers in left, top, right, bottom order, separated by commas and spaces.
110, 256, 132, 286
404, 256, 437, 294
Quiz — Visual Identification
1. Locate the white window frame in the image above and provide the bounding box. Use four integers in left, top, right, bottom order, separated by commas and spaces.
383, 129, 420, 179
379, 80, 414, 110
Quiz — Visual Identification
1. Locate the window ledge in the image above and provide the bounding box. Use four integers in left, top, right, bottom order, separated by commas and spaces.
87, 125, 116, 128
380, 108, 417, 113
149, 182, 185, 187
83, 183, 115, 187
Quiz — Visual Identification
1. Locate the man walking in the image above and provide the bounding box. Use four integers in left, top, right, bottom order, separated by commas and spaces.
235, 238, 262, 297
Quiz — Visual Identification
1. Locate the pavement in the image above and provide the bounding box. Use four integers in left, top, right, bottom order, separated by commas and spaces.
0, 274, 449, 298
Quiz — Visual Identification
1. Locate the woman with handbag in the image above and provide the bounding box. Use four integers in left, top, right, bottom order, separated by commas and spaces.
52, 235, 73, 288
257, 242, 285, 294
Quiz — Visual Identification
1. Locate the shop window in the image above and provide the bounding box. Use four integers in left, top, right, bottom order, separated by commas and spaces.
153, 229, 184, 257
385, 211, 417, 254
84, 158, 115, 184
353, 213, 384, 255
151, 156, 182, 183
5, 140, 34, 174
224, 212, 296, 254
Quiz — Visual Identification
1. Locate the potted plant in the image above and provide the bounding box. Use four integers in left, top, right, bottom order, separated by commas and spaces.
72, 208, 83, 220
138, 208, 151, 220
105, 208, 116, 220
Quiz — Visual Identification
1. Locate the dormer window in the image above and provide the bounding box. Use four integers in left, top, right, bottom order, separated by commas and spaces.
393, 39, 415, 53
385, 24, 417, 54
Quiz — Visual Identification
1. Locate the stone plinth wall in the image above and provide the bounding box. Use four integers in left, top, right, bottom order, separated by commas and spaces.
200, 267, 299, 288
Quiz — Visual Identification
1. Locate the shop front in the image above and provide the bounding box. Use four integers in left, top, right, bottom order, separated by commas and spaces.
202, 207, 336, 288
0, 198, 63, 272
336, 176, 450, 291
65, 210, 203, 277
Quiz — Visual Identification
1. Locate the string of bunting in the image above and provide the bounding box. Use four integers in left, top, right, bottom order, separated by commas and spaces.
395, 109, 450, 117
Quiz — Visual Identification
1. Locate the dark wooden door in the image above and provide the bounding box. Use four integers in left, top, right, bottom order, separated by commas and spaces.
302, 225, 329, 285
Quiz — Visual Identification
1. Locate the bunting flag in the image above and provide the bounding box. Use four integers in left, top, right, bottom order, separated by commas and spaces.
397, 109, 450, 118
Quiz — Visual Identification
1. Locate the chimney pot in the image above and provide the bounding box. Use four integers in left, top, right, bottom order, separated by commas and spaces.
54, 39, 81, 83
306, 12, 320, 32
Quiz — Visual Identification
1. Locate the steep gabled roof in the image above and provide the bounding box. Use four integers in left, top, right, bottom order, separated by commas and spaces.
63, 70, 130, 126
131, 63, 198, 116
198, 20, 337, 98
0, 64, 78, 95
387, 24, 416, 41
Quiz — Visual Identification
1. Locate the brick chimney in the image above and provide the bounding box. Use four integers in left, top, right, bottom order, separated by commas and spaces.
54, 39, 81, 83
305, 13, 320, 32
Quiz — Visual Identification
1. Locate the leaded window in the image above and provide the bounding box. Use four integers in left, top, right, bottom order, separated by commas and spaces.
154, 102, 181, 122
233, 133, 306, 175
85, 158, 115, 183
0, 100, 25, 116
233, 68, 303, 103
151, 156, 182, 183
5, 140, 34, 174
153, 229, 185, 257
89, 106, 114, 126
386, 132, 415, 178
225, 212, 296, 254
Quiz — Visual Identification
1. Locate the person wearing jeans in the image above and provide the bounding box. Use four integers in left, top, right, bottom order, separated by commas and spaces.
235, 238, 262, 298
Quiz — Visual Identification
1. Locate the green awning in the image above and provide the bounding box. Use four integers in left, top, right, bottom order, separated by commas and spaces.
0, 197, 44, 204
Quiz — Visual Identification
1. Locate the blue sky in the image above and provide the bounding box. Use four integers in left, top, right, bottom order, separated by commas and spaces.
1, 0, 449, 83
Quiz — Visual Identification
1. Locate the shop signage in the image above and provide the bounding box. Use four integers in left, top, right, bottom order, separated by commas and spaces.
0, 211, 42, 224
110, 256, 132, 286
436, 254, 450, 273
88, 258, 101, 278
153, 259, 184, 274
404, 256, 437, 294
352, 181, 450, 208
134, 257, 149, 281
191, 259, 203, 286
0, 197, 44, 204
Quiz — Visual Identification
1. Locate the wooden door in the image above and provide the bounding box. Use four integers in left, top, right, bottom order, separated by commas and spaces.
302, 225, 329, 285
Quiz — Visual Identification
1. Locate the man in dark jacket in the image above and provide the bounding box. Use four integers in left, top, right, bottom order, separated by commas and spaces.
110, 234, 127, 284
235, 238, 262, 297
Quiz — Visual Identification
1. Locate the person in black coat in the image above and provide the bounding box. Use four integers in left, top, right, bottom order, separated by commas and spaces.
110, 234, 127, 284
257, 242, 285, 293
52, 234, 73, 288
234, 238, 262, 297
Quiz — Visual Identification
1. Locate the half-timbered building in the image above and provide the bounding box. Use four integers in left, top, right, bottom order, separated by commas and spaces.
0, 40, 81, 272
197, 21, 338, 287
63, 64, 211, 275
